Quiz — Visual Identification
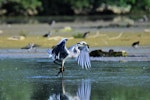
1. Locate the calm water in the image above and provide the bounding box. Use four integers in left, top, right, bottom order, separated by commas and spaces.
0, 58, 150, 100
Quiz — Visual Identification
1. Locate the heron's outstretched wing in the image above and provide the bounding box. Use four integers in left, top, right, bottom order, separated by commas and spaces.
77, 46, 91, 69
52, 45, 69, 60
51, 38, 69, 60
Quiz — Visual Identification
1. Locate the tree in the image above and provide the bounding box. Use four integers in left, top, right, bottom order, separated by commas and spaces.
1, 0, 42, 16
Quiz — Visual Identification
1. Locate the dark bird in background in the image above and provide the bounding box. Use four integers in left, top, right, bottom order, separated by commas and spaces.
48, 38, 91, 77
132, 41, 140, 48
43, 31, 51, 38
21, 43, 40, 52
83, 31, 90, 38
138, 15, 148, 22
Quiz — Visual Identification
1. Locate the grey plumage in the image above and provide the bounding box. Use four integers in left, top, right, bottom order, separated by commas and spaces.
48, 38, 91, 76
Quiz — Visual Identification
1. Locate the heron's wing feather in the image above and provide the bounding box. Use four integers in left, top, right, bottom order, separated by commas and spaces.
52, 44, 69, 60
77, 46, 91, 69
51, 45, 59, 59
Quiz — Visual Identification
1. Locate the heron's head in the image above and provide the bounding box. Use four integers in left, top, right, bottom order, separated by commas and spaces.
77, 41, 89, 48
62, 38, 68, 42
58, 38, 68, 45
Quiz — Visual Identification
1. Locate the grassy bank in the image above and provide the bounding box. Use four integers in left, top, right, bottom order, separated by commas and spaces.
0, 32, 149, 48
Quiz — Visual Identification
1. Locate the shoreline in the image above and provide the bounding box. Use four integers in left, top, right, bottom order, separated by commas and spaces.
0, 46, 150, 61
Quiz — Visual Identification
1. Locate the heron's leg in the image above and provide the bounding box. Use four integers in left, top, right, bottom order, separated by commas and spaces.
56, 60, 65, 76
61, 60, 65, 77
54, 59, 62, 66
56, 67, 64, 76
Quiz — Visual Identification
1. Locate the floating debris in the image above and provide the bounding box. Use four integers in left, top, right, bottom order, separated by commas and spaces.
8, 36, 25, 40
144, 29, 150, 32
60, 26, 72, 32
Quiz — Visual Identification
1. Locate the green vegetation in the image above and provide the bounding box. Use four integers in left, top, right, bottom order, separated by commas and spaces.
72, 32, 84, 38
0, 0, 150, 16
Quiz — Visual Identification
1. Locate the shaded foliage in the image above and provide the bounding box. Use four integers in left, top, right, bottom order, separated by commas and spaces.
0, 0, 42, 16
41, 0, 74, 15
0, 0, 149, 16
1, 1, 25, 16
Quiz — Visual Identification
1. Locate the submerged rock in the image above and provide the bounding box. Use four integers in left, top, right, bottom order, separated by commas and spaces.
90, 49, 128, 57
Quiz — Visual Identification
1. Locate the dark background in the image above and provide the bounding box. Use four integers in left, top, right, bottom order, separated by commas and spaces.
0, 0, 149, 16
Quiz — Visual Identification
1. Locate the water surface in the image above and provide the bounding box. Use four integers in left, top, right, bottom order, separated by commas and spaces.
0, 58, 150, 100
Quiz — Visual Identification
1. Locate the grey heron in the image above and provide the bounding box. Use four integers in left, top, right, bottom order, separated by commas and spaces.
48, 38, 91, 76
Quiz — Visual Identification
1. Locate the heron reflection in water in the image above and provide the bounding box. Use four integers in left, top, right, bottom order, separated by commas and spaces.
48, 38, 91, 76
48, 79, 91, 100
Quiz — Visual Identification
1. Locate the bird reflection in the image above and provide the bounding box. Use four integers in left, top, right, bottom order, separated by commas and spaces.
77, 79, 91, 100
48, 79, 91, 100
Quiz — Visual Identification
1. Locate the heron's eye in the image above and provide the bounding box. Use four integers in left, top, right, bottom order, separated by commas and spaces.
82, 42, 87, 45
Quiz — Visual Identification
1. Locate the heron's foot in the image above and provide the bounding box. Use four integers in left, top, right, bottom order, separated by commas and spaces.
56, 67, 65, 76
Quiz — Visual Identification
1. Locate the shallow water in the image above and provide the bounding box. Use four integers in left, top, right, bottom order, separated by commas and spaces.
0, 58, 150, 100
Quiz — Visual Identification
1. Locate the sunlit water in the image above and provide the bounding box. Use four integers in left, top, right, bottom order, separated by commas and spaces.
0, 57, 150, 100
